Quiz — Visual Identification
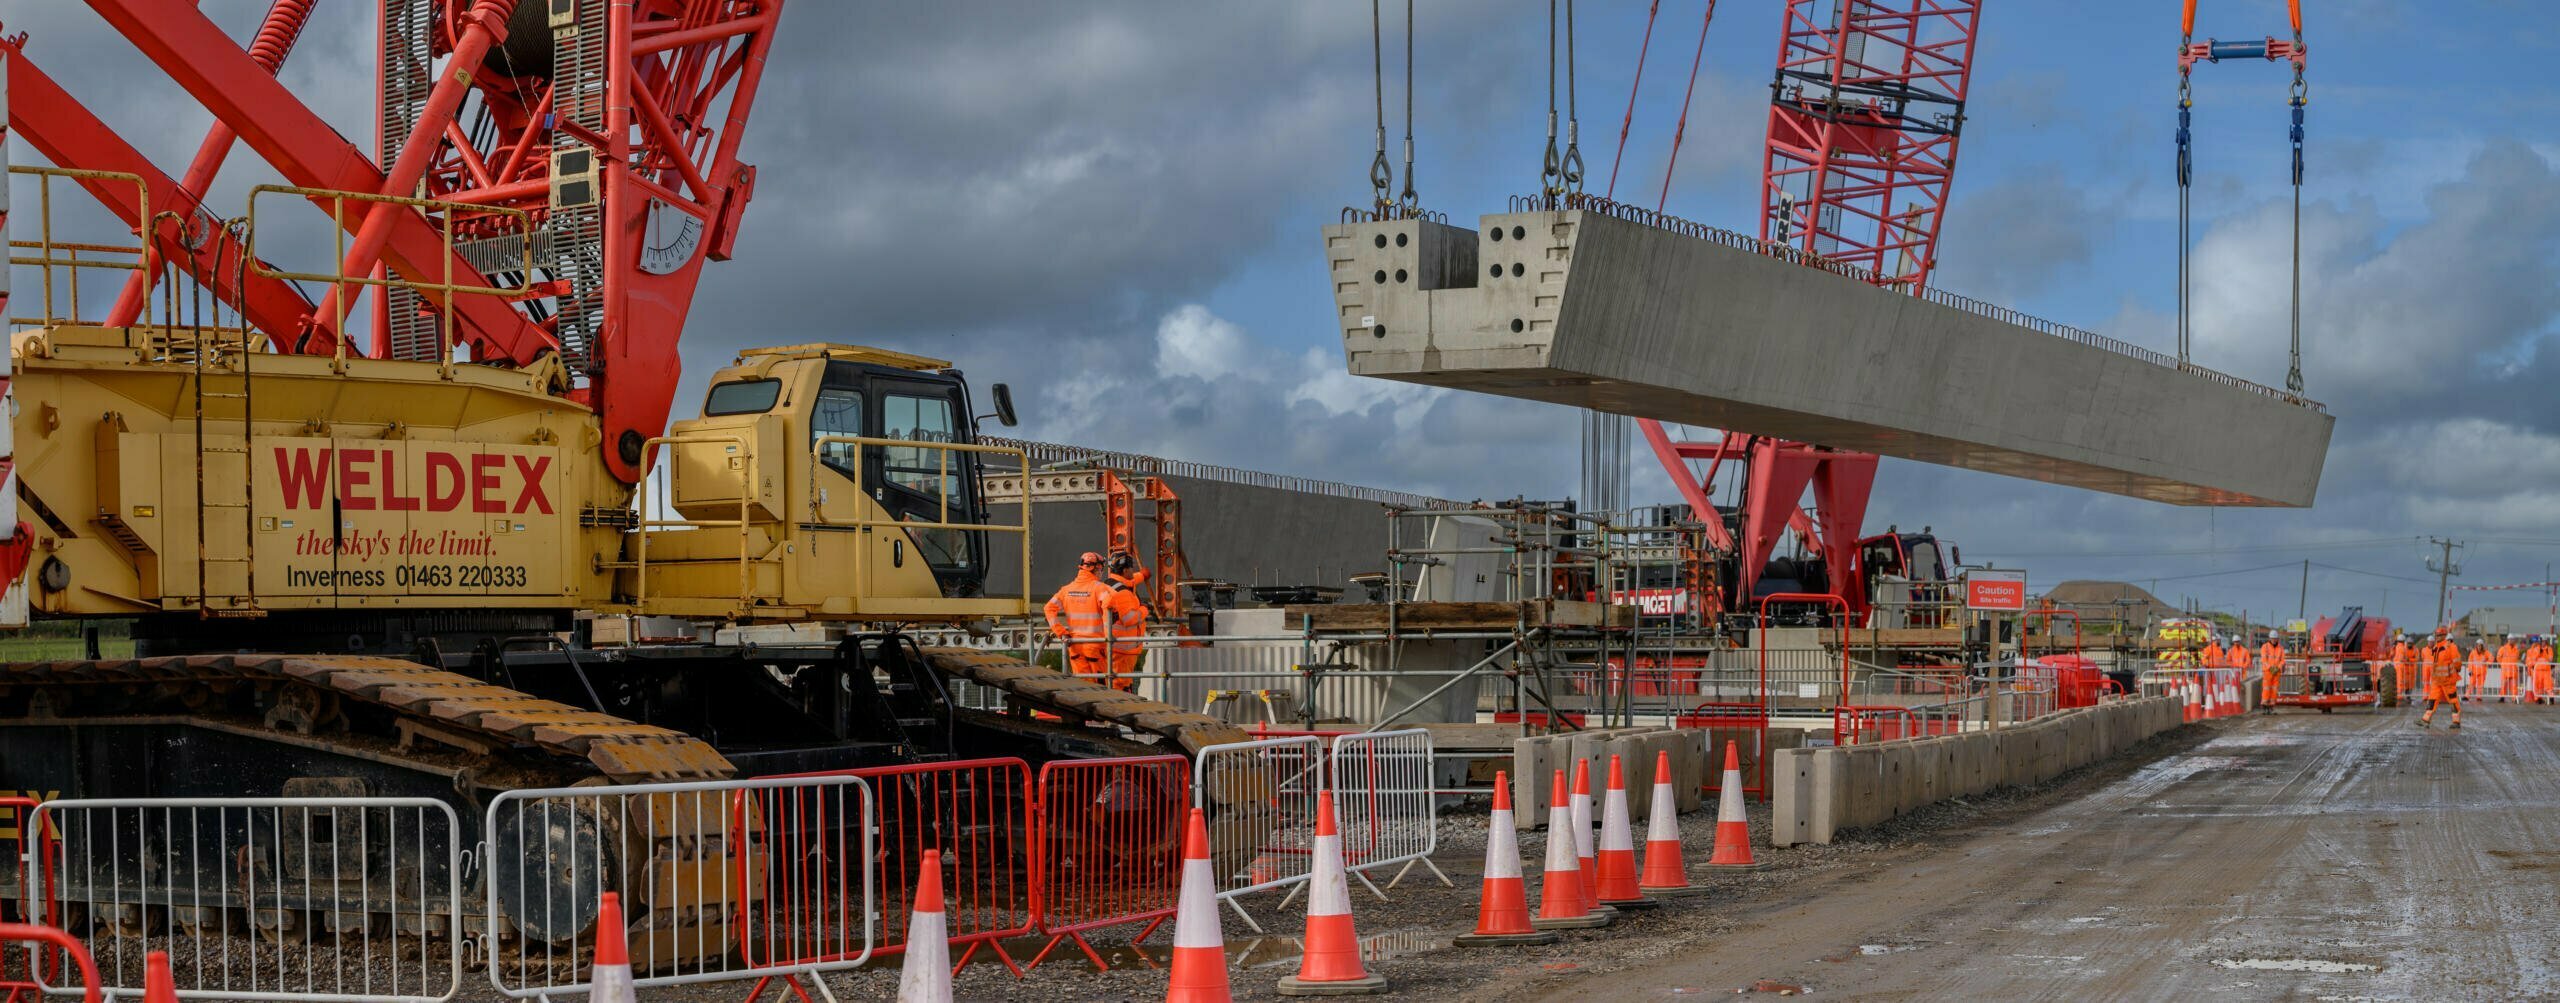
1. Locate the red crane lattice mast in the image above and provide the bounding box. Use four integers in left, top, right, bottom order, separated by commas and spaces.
1635, 0, 1980, 618
5, 0, 784, 484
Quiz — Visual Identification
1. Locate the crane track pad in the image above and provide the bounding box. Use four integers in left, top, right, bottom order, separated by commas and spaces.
917, 646, 1251, 756
4, 654, 734, 782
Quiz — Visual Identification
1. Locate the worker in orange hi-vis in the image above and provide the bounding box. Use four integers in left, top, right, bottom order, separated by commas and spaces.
2199, 637, 2227, 673
2259, 637, 2285, 685
2419, 632, 2465, 729
2393, 637, 2420, 697
2529, 638, 2555, 705
1043, 552, 1116, 681
1100, 567, 1150, 692
2498, 637, 2524, 704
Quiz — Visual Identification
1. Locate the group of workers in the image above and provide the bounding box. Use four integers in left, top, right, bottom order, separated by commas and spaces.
1042, 549, 1151, 689
2408, 632, 2555, 730
2187, 629, 2555, 731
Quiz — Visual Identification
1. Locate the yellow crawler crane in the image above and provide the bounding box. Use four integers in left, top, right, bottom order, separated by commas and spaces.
1, 179, 1249, 966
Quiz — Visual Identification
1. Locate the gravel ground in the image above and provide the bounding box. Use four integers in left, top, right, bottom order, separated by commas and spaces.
781, 723, 2221, 1002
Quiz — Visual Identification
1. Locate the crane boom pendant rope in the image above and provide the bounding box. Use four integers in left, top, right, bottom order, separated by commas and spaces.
1369, 0, 1391, 212
1401, 0, 1418, 211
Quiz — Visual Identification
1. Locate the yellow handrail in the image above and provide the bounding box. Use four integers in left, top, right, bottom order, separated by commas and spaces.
633, 432, 758, 611
243, 184, 534, 378
807, 435, 1031, 606
6, 165, 148, 327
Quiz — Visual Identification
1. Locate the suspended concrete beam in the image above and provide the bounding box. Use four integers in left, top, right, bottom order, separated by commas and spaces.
1323, 205, 2334, 507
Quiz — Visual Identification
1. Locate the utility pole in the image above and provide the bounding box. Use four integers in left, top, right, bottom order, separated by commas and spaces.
2427, 537, 2465, 629
2297, 559, 2309, 621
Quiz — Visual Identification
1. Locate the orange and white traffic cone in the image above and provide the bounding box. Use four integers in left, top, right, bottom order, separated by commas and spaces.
2202, 675, 2219, 719
1532, 768, 1611, 931
590, 891, 636, 1003
1277, 790, 1386, 996
1593, 754, 1654, 909
1454, 770, 1559, 946
1706, 741, 1764, 870
1567, 758, 1612, 916
143, 951, 178, 1003
897, 850, 952, 1003
2181, 678, 2198, 722
1167, 807, 1233, 1003
1637, 749, 1702, 897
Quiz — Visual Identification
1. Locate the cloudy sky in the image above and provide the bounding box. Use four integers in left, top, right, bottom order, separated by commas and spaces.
11, 1, 2560, 625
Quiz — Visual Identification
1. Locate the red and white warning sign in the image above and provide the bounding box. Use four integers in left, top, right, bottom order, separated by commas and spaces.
1964, 570, 2028, 611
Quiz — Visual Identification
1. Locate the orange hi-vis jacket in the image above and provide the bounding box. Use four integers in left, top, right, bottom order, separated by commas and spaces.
2531, 643, 2555, 698
2199, 642, 2226, 670
2429, 641, 2466, 702
2468, 646, 2492, 691
2228, 644, 2253, 671
2260, 641, 2284, 673
1044, 570, 1146, 656
2393, 642, 2418, 690
2499, 642, 2524, 692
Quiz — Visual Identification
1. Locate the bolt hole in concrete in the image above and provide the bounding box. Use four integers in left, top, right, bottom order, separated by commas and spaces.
2212, 958, 2381, 973
1374, 269, 1387, 283
1396, 268, 1409, 283
1512, 262, 1525, 277
1491, 263, 1503, 278
1490, 227, 1504, 242
1511, 318, 1524, 332
1396, 232, 1409, 247
1374, 233, 1387, 248
1512, 224, 1526, 239
1372, 324, 1387, 339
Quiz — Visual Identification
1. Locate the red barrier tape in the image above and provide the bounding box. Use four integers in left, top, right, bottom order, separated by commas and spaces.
1026, 756, 1189, 971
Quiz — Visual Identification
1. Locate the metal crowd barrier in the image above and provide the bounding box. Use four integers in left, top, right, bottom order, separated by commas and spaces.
1327, 730, 1448, 895
483, 776, 871, 999
837, 759, 1035, 972
32, 797, 463, 1003
1026, 756, 1190, 971
0, 924, 95, 1003
1191, 736, 1326, 932
1, 797, 54, 1001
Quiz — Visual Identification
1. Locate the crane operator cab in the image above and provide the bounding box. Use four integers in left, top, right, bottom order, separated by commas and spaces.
625, 344, 1029, 623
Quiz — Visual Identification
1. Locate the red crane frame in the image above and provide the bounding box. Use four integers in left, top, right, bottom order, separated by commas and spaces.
6, 0, 785, 483
1635, 0, 1980, 619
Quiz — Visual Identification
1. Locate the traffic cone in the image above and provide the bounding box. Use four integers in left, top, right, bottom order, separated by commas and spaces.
897, 850, 952, 1003
1637, 750, 1702, 897
1277, 790, 1387, 996
1532, 769, 1610, 930
1706, 741, 1764, 870
1167, 807, 1233, 1003
590, 891, 636, 1003
1453, 771, 1558, 946
2201, 675, 2219, 719
1567, 758, 1612, 916
1593, 755, 1654, 908
143, 951, 178, 1003
2181, 678, 2198, 722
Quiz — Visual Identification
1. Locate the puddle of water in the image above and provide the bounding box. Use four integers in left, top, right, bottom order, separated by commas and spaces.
1231, 929, 1454, 970
2067, 916, 2105, 924
1857, 943, 1923, 955
2212, 958, 2380, 974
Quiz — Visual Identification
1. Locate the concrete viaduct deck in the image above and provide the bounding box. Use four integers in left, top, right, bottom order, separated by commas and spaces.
1323, 202, 2334, 507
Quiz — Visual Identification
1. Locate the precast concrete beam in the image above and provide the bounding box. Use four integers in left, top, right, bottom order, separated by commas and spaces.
1325, 209, 2335, 507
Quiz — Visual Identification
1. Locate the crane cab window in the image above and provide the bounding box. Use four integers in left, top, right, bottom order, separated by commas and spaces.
882, 393, 961, 499
705, 378, 781, 415
812, 388, 864, 465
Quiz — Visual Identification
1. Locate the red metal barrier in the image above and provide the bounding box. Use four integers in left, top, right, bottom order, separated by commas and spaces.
1833, 705, 1921, 745
744, 758, 1036, 978
0, 798, 57, 1003
0, 924, 95, 1003
1026, 756, 1189, 972
1677, 701, 1771, 797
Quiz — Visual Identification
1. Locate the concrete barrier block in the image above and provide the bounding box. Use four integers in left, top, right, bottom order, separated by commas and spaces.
1808, 746, 1847, 844
1676, 728, 1710, 813
1770, 747, 1817, 846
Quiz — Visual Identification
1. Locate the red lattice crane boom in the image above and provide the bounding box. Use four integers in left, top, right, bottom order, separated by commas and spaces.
6, 0, 784, 484
1637, 0, 1981, 619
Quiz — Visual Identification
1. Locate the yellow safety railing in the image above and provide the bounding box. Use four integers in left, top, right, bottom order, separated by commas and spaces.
243, 184, 534, 377
630, 432, 764, 612
6, 165, 150, 328
808, 435, 1031, 608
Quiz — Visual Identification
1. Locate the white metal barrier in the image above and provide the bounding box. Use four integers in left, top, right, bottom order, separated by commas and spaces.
1190, 737, 1325, 932
28, 797, 463, 1003
481, 776, 874, 999
1327, 730, 1451, 895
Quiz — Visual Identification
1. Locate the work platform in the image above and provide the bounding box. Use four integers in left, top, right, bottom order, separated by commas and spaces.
1324, 202, 2335, 507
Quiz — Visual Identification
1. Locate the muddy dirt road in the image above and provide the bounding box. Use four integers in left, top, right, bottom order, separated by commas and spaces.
1570, 704, 2560, 1000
